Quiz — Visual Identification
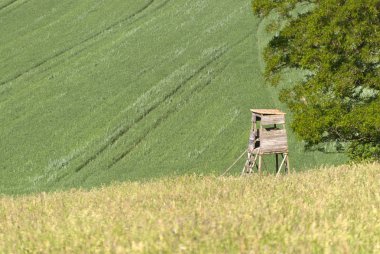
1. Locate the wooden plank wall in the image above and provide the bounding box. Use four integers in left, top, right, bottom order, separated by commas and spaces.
260, 129, 288, 153
261, 115, 285, 125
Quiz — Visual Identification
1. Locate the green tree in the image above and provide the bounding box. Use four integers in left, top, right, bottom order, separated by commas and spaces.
253, 0, 380, 161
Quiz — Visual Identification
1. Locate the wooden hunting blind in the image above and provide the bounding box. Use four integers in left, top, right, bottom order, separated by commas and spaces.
242, 109, 290, 175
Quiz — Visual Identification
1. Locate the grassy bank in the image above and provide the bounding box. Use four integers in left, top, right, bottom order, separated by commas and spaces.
1, 163, 379, 253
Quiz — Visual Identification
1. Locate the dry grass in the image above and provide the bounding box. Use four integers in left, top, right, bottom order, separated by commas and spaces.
1, 164, 379, 253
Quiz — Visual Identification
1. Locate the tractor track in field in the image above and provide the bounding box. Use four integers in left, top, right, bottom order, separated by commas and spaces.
70, 50, 230, 175
0, 0, 154, 86
36, 20, 253, 185
0, 0, 171, 87
0, 0, 31, 16
15, 30, 253, 188
107, 71, 220, 169
106, 72, 222, 170
68, 32, 254, 176
0, 0, 17, 11
106, 32, 254, 169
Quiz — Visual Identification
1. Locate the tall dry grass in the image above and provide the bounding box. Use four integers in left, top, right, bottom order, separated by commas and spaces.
1, 164, 379, 253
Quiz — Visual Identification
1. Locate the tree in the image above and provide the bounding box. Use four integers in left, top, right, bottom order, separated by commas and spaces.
253, 0, 380, 161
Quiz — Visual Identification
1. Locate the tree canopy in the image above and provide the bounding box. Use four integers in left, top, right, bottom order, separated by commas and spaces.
253, 0, 380, 161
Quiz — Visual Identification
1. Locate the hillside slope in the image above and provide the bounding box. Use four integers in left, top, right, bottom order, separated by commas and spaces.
1, 164, 379, 253
0, 0, 345, 194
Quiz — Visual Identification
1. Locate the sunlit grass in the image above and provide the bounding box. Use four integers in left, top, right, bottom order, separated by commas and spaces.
1, 163, 379, 253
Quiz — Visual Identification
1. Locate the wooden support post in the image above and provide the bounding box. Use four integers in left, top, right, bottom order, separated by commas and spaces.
258, 155, 262, 173
276, 154, 287, 177
286, 153, 290, 174
253, 114, 257, 133
275, 154, 279, 174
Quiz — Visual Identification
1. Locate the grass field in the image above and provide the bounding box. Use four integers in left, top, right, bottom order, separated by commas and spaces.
0, 0, 346, 195
0, 163, 379, 253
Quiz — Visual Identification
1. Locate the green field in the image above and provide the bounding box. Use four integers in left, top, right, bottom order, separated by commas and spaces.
0, 0, 346, 194
1, 164, 379, 253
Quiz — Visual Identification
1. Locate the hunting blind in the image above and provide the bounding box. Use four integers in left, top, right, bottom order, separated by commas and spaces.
242, 109, 290, 175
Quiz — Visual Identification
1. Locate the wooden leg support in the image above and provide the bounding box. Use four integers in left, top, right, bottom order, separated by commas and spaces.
276, 154, 287, 177
275, 154, 279, 174
243, 150, 288, 176
258, 155, 262, 174
286, 154, 290, 174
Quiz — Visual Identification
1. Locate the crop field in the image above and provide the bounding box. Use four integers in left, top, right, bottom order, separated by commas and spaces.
1, 163, 379, 253
0, 0, 346, 195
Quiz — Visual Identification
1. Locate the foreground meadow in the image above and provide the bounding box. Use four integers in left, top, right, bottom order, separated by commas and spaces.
1, 164, 379, 253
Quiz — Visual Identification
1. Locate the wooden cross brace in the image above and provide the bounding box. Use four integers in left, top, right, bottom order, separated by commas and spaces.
242, 151, 290, 176
275, 154, 289, 176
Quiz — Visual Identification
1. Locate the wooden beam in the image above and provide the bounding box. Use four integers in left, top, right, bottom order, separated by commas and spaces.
275, 154, 279, 174
258, 155, 262, 174
286, 154, 290, 174
276, 154, 287, 177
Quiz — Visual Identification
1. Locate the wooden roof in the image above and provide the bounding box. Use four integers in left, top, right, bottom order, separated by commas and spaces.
250, 109, 286, 115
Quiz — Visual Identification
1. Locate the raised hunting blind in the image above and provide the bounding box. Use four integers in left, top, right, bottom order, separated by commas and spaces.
242, 109, 290, 175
